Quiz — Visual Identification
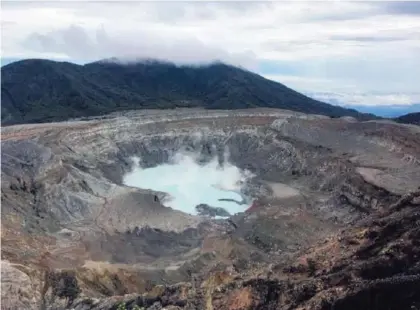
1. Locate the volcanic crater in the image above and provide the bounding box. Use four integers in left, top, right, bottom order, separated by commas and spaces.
2, 108, 420, 309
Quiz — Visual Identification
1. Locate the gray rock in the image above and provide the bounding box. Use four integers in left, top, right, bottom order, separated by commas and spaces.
195, 204, 231, 217
2, 108, 419, 309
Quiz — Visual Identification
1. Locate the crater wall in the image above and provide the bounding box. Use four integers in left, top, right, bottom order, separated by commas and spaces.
2, 108, 419, 309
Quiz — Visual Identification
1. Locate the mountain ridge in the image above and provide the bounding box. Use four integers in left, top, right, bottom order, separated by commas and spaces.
1, 58, 375, 125
395, 112, 420, 125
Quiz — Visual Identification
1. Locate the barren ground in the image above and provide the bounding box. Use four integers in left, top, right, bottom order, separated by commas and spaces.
1, 108, 419, 309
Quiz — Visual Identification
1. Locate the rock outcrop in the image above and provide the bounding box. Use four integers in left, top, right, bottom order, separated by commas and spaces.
195, 204, 231, 218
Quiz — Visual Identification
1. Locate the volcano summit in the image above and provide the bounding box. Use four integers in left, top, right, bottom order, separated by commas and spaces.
1, 60, 420, 310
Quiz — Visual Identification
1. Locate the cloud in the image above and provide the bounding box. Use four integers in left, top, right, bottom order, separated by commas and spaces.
263, 74, 347, 92
1, 1, 420, 102
306, 91, 420, 107
329, 35, 408, 43
377, 1, 420, 16
22, 24, 258, 68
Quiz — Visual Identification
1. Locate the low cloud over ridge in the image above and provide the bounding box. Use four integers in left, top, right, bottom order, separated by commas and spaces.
2, 1, 419, 105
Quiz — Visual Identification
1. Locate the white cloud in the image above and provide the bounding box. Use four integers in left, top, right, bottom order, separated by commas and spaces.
264, 74, 420, 107
306, 91, 420, 107
1, 1, 420, 102
20, 24, 258, 68
262, 74, 351, 92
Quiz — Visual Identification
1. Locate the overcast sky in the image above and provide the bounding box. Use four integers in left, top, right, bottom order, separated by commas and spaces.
1, 1, 420, 106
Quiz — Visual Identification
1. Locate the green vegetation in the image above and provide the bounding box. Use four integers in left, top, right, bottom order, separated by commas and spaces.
395, 112, 420, 125
1, 59, 375, 125
116, 302, 144, 310
117, 302, 126, 310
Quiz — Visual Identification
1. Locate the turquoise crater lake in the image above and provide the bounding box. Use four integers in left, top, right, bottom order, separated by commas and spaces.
123, 154, 251, 216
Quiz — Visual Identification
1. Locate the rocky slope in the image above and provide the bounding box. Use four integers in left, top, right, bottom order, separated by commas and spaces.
1, 108, 419, 309
1, 59, 373, 125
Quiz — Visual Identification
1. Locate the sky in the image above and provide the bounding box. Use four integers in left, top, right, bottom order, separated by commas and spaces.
1, 1, 420, 107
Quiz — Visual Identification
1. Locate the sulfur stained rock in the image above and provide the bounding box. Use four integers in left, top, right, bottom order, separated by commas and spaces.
1, 261, 42, 310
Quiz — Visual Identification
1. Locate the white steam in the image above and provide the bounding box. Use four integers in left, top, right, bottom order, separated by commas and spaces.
123, 152, 252, 216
